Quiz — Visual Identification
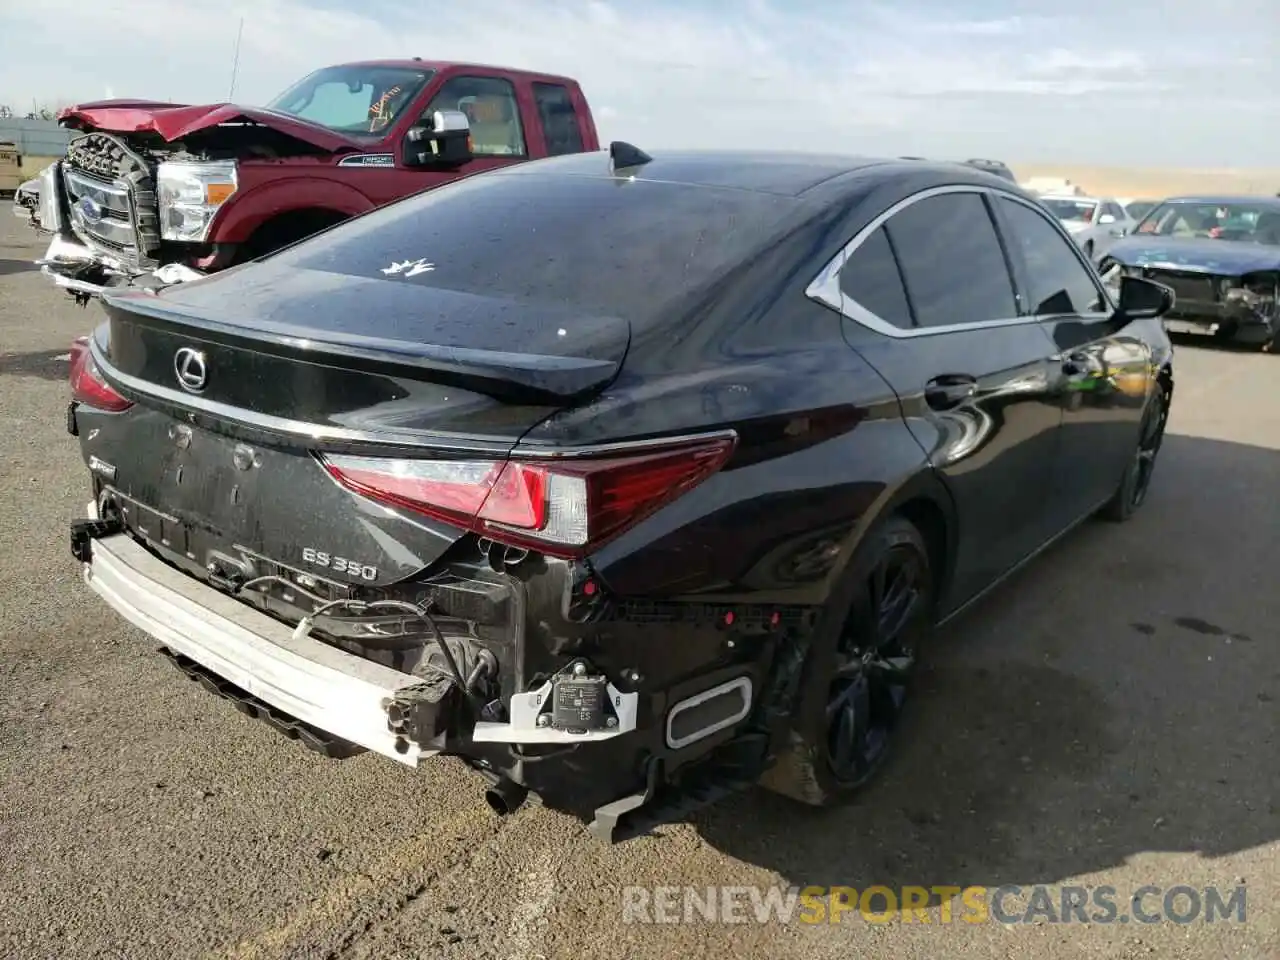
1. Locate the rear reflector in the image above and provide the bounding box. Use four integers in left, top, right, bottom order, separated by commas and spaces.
69, 336, 133, 412
321, 434, 736, 559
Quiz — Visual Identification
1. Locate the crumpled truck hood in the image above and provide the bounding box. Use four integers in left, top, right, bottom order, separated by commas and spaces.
1107, 236, 1280, 275
57, 100, 359, 153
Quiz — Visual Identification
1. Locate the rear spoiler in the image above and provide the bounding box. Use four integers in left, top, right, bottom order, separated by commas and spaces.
100, 291, 626, 406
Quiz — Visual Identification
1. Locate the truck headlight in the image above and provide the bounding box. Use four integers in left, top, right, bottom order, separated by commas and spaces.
157, 160, 237, 243
38, 161, 63, 233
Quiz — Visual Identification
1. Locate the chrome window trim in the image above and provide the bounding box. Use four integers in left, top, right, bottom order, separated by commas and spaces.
807, 183, 1116, 338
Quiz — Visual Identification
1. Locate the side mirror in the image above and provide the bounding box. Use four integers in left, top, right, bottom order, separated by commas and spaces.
403, 109, 472, 168
1098, 213, 1116, 225
1116, 275, 1174, 320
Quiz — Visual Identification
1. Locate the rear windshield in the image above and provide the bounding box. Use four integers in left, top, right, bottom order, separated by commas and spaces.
274, 170, 803, 327
1041, 198, 1097, 222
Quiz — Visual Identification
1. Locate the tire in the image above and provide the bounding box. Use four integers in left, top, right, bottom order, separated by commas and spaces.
758, 513, 935, 807
1099, 385, 1169, 522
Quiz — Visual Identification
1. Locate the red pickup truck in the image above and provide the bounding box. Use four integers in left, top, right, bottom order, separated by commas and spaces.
22, 60, 598, 300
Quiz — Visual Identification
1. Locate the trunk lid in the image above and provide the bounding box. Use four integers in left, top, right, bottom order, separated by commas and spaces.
87, 261, 631, 584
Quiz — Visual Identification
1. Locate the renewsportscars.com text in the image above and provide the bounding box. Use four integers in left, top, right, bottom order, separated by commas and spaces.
621, 884, 1248, 925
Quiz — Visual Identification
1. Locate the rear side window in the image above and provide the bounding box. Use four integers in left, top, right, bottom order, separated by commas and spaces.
998, 197, 1106, 315
884, 192, 1018, 328
532, 82, 585, 156
839, 227, 913, 328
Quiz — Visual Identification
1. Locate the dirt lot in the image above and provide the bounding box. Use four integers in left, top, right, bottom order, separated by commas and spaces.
0, 213, 1276, 960
1012, 163, 1280, 200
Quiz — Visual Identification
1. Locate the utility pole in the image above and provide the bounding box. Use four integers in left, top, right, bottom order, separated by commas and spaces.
228, 18, 245, 101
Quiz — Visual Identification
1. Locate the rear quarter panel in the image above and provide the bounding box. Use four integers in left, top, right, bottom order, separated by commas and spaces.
524, 293, 940, 608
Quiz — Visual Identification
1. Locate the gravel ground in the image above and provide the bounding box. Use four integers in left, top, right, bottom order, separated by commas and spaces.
0, 212, 1276, 960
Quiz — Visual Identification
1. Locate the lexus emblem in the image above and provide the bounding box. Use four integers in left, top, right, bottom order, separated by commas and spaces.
173, 347, 208, 393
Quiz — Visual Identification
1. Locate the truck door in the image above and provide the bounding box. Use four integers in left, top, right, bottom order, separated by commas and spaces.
349, 74, 536, 208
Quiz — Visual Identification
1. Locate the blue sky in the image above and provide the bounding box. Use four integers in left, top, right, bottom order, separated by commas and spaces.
1, 0, 1275, 167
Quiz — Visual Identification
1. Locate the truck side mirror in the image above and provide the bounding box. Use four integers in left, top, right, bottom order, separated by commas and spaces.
403, 110, 473, 168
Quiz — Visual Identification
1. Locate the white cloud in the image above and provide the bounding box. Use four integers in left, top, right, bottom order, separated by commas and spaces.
0, 0, 1274, 166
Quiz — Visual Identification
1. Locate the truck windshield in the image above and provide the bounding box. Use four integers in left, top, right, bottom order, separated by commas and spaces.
265, 65, 434, 138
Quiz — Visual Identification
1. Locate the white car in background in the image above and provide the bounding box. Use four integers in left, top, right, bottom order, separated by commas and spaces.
1037, 194, 1137, 263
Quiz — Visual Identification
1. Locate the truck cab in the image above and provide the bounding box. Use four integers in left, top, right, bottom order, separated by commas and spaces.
26, 60, 599, 300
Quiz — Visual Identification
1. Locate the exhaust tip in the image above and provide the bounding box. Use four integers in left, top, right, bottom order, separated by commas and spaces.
484, 777, 529, 816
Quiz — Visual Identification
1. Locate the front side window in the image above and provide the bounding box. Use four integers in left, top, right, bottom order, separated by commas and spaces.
425, 76, 526, 157
883, 192, 1018, 328
998, 198, 1106, 315
265, 65, 433, 138
839, 226, 913, 328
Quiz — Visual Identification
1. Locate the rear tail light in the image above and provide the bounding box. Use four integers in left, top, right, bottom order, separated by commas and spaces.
320, 434, 737, 559
68, 336, 133, 412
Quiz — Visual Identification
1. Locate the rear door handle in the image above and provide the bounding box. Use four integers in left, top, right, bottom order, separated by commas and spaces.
924, 375, 978, 410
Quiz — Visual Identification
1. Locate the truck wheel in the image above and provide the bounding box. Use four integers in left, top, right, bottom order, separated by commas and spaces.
759, 513, 935, 807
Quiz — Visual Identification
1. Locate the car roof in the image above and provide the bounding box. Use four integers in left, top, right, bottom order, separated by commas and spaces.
336, 59, 581, 86
494, 148, 1021, 198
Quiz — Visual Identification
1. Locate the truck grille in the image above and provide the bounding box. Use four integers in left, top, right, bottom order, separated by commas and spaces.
62, 132, 161, 269
1142, 267, 1217, 304
64, 168, 136, 251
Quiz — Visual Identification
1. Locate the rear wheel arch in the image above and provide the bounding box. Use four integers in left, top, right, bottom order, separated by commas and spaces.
759, 483, 947, 806
779, 468, 956, 724
870, 468, 957, 613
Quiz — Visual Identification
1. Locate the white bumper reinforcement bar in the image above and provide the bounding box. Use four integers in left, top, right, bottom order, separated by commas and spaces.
79, 504, 642, 758
80, 503, 435, 766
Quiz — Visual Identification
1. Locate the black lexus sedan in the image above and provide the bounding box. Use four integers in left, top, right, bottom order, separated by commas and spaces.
66, 146, 1175, 841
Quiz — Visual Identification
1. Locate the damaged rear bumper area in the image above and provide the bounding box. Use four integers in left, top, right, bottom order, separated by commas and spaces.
76, 503, 444, 767
71, 506, 778, 841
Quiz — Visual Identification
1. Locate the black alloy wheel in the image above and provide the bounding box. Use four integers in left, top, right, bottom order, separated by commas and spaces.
1101, 386, 1169, 521
759, 515, 935, 806
825, 528, 929, 786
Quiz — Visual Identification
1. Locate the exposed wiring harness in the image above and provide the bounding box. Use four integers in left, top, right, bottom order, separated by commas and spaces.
235, 577, 488, 707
